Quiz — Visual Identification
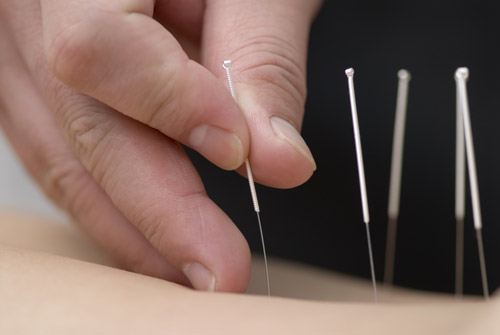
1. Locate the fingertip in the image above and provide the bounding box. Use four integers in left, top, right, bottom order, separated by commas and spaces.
235, 109, 316, 189
182, 262, 216, 291
181, 228, 251, 293
157, 196, 252, 293
269, 116, 316, 172
181, 62, 250, 171
248, 142, 316, 189
203, 203, 252, 293
213, 241, 252, 293
188, 124, 246, 171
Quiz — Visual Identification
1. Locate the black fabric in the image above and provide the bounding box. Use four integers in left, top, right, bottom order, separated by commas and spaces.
189, 0, 500, 295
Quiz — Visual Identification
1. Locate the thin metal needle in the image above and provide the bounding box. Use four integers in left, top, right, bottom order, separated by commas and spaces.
256, 211, 270, 296
454, 71, 466, 298
455, 67, 489, 300
384, 69, 411, 286
345, 68, 378, 302
222, 60, 271, 296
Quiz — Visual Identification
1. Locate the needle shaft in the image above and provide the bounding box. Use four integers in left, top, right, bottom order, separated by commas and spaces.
454, 72, 466, 297
456, 67, 489, 300
345, 68, 377, 302
384, 69, 411, 286
223, 60, 270, 296
257, 212, 271, 296
366, 223, 378, 302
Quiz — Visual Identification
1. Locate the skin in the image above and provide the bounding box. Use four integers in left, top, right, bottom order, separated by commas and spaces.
0, 211, 497, 334
0, 0, 321, 292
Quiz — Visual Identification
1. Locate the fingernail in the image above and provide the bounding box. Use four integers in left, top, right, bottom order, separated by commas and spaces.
270, 116, 316, 170
188, 125, 244, 170
182, 262, 216, 292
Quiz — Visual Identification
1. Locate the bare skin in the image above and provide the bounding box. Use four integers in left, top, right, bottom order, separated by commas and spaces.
0, 210, 498, 334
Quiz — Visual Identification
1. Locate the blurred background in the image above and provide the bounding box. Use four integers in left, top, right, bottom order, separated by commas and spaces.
0, 132, 64, 221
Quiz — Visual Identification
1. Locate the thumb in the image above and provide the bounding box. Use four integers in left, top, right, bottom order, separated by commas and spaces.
202, 0, 321, 188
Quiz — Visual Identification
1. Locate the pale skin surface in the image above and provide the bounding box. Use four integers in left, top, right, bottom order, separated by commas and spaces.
0, 210, 499, 334
0, 0, 320, 292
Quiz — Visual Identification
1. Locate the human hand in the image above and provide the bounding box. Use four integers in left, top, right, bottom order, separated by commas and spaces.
0, 0, 321, 292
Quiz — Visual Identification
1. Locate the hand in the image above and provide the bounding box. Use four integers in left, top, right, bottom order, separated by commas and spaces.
0, 0, 320, 292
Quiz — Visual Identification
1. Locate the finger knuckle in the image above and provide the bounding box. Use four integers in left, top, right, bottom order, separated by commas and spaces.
39, 146, 90, 213
230, 34, 307, 109
45, 21, 95, 86
63, 106, 115, 183
133, 206, 167, 251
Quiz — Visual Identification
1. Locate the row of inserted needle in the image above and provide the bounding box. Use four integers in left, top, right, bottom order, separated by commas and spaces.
346, 67, 489, 301
223, 59, 488, 301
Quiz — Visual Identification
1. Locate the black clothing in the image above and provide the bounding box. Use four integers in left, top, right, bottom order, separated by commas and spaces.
190, 0, 500, 295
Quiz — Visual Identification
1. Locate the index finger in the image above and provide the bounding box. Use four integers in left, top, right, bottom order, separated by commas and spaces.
40, 0, 249, 171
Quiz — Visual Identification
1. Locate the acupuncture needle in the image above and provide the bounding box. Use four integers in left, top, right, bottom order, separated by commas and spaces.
384, 69, 411, 286
345, 68, 378, 302
455, 67, 489, 300
454, 71, 466, 298
222, 60, 271, 297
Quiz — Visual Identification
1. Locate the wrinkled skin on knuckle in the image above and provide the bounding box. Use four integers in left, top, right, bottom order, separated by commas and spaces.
133, 205, 165, 250
61, 104, 118, 187
64, 107, 104, 157
229, 34, 307, 113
